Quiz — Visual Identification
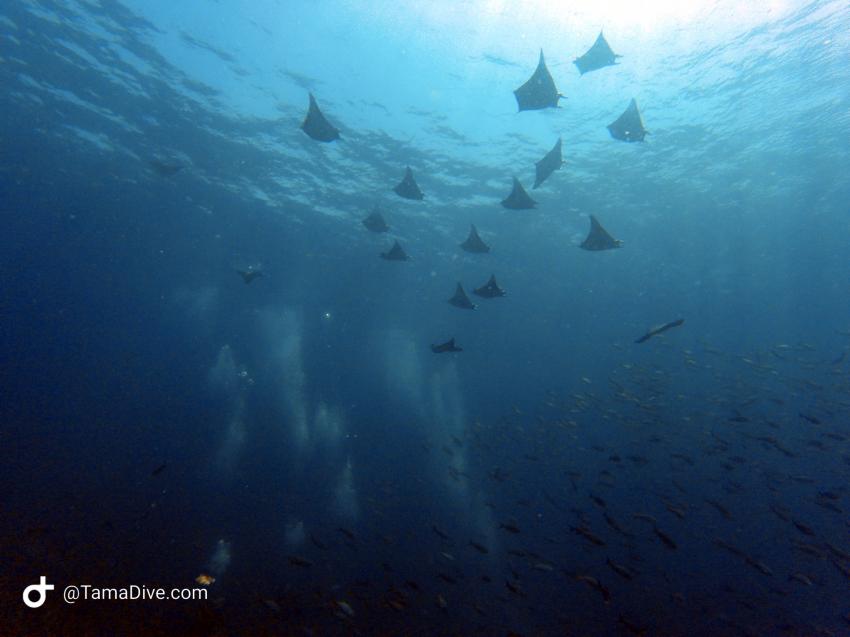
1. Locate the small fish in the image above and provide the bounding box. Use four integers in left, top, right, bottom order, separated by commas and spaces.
827, 542, 850, 561
338, 527, 356, 541
606, 558, 634, 580
714, 538, 746, 558
799, 412, 821, 424
309, 533, 328, 550
432, 525, 451, 540
151, 462, 168, 477
618, 615, 647, 636
790, 475, 815, 484
769, 503, 790, 521
262, 599, 281, 613
670, 453, 696, 466
576, 574, 611, 602
633, 513, 657, 525
831, 558, 850, 580
386, 597, 407, 611
814, 497, 842, 513
788, 572, 813, 586
744, 555, 772, 576
653, 526, 677, 550
792, 540, 826, 558
469, 540, 489, 554
533, 562, 554, 572
571, 525, 606, 546
437, 572, 457, 584
664, 502, 686, 520
499, 522, 521, 534
288, 555, 313, 567
603, 512, 633, 537
195, 574, 215, 586
491, 468, 510, 482
792, 519, 815, 536
505, 579, 525, 596
333, 600, 355, 618
705, 499, 732, 520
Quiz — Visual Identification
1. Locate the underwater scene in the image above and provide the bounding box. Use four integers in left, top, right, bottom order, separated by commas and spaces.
2, 1, 850, 635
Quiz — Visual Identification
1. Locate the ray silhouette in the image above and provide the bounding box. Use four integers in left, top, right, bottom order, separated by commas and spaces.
607, 98, 648, 142
473, 274, 506, 299
380, 240, 410, 261
514, 50, 564, 112
363, 208, 389, 233
501, 177, 537, 209
580, 215, 622, 251
460, 224, 490, 253
574, 31, 621, 75
236, 268, 263, 284
533, 138, 564, 189
300, 92, 340, 142
393, 167, 424, 200
448, 283, 476, 310
431, 338, 462, 353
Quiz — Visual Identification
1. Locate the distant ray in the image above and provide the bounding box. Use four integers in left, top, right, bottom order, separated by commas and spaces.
473, 274, 506, 299
533, 138, 564, 189
236, 268, 263, 284
580, 215, 622, 251
431, 338, 462, 353
363, 207, 389, 233
380, 239, 409, 261
460, 224, 490, 253
300, 92, 340, 142
574, 31, 621, 75
501, 177, 537, 210
448, 283, 476, 310
482, 54, 522, 69
607, 98, 648, 142
514, 50, 564, 112
393, 167, 424, 200
149, 159, 182, 176
635, 319, 684, 344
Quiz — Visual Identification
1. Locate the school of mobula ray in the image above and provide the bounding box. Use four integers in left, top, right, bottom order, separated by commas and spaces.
295, 32, 679, 349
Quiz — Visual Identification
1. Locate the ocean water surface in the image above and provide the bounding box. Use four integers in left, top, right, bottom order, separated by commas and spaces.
2, 1, 850, 635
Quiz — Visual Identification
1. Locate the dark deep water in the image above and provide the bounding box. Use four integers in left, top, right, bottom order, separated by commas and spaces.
2, 1, 850, 635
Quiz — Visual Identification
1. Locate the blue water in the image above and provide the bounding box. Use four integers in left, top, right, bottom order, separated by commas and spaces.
2, 1, 850, 634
